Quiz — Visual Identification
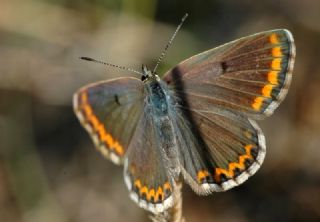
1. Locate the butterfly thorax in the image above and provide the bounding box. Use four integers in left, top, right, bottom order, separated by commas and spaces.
145, 78, 168, 116
142, 64, 170, 117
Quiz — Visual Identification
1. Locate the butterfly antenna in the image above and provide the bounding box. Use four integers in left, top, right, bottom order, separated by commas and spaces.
153, 13, 188, 74
79, 57, 144, 76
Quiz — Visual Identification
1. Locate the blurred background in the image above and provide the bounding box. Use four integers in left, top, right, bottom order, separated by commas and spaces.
1, 0, 320, 221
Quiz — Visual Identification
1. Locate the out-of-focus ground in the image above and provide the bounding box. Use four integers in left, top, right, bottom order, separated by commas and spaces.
1, 0, 320, 221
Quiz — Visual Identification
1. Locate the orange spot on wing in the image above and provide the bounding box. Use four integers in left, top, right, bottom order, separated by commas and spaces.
271, 58, 282, 70
268, 71, 279, 85
262, 84, 273, 98
140, 186, 148, 196
147, 189, 155, 201
197, 170, 210, 183
228, 161, 244, 172
214, 168, 234, 182
134, 180, 142, 189
155, 187, 164, 202
252, 97, 264, 111
272, 46, 282, 57
80, 92, 124, 156
244, 144, 253, 153
239, 145, 254, 166
164, 182, 172, 191
270, 33, 279, 44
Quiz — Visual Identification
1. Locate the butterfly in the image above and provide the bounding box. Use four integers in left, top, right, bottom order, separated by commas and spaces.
73, 16, 295, 214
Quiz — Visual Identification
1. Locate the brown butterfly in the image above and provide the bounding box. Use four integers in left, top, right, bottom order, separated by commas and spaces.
73, 14, 295, 214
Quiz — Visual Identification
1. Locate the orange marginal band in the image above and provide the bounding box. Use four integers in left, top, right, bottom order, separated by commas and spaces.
134, 179, 170, 202
213, 144, 254, 183
270, 33, 282, 70
81, 92, 124, 156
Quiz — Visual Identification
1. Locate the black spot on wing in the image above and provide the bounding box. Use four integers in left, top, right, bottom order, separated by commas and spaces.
114, 94, 120, 105
221, 61, 228, 72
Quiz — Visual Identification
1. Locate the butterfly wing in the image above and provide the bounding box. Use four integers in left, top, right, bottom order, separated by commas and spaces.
163, 30, 295, 192
73, 77, 144, 164
124, 107, 174, 214
173, 105, 265, 193
74, 76, 174, 213
163, 29, 295, 119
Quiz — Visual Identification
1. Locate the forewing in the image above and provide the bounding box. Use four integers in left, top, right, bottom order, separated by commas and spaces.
163, 29, 295, 118
124, 109, 174, 214
73, 77, 144, 164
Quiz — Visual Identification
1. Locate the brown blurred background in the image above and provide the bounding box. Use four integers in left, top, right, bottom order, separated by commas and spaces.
1, 0, 320, 221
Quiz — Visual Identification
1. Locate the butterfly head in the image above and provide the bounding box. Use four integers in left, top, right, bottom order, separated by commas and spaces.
141, 64, 158, 81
